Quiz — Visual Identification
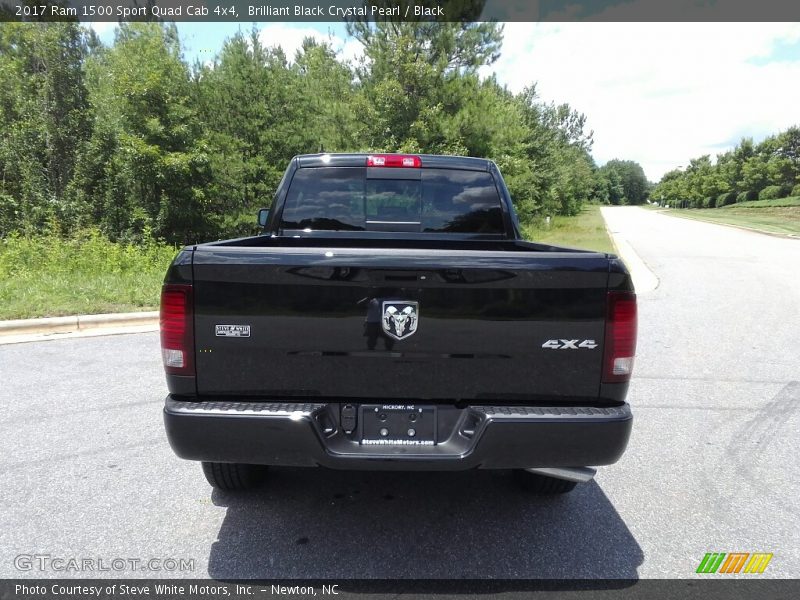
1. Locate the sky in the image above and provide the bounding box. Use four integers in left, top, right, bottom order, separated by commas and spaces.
90, 21, 800, 182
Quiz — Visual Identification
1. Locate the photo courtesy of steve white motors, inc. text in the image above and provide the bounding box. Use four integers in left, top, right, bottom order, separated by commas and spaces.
13, 584, 342, 597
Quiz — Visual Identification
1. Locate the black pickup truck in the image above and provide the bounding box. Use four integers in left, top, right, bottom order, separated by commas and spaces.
162, 153, 636, 494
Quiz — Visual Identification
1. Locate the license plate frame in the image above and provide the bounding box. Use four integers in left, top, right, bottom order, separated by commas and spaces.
360, 404, 437, 446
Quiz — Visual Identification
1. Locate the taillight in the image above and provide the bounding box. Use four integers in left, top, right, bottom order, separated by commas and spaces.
160, 284, 194, 376
602, 291, 637, 383
367, 154, 422, 168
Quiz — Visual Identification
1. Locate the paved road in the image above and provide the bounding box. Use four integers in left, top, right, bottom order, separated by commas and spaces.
1, 206, 798, 579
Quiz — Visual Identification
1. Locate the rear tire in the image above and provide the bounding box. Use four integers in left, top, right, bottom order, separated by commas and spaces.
513, 469, 578, 494
201, 462, 268, 491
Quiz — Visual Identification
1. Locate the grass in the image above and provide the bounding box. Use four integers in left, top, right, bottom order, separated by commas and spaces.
0, 209, 618, 321
0, 230, 178, 320
666, 205, 800, 237
718, 196, 800, 209
521, 205, 616, 254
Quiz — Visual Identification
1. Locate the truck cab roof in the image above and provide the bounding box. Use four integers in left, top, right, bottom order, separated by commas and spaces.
295, 153, 494, 172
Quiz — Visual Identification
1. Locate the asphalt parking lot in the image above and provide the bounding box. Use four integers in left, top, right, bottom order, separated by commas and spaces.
1, 207, 798, 578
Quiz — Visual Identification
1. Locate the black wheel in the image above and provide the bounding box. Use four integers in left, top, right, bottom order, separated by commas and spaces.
201, 462, 268, 491
513, 470, 578, 494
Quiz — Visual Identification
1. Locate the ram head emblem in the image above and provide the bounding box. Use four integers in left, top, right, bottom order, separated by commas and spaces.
381, 301, 419, 340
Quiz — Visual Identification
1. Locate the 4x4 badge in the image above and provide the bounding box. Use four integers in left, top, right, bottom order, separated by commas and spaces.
541, 339, 597, 349
381, 301, 419, 340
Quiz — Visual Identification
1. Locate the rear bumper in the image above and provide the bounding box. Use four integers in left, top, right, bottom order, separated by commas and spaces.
163, 396, 632, 471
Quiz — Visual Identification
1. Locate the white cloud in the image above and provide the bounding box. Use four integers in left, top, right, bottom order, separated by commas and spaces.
257, 24, 363, 65
484, 22, 800, 181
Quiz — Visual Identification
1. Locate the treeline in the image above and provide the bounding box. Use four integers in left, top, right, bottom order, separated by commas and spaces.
652, 127, 800, 208
594, 160, 649, 206
0, 21, 647, 244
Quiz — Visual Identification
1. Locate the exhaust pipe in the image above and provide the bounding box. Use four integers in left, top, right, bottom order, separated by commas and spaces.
525, 466, 597, 483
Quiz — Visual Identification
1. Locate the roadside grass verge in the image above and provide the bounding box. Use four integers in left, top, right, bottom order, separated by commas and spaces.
718, 196, 800, 209
522, 205, 615, 254
666, 206, 800, 237
0, 230, 178, 320
2, 207, 619, 321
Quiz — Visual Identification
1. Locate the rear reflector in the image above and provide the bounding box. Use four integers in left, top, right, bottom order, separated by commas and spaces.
160, 284, 194, 376
367, 154, 422, 168
602, 291, 637, 384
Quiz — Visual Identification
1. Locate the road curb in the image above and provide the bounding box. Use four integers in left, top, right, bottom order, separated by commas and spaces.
600, 207, 660, 294
0, 311, 159, 337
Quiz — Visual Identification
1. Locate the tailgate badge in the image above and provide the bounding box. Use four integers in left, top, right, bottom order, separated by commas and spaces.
381, 301, 419, 340
215, 324, 251, 338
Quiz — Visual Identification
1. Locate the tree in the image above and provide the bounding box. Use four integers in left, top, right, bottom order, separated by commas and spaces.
740, 154, 769, 196
651, 127, 800, 207
347, 16, 503, 76
597, 160, 649, 205
1, 20, 652, 240
192, 29, 351, 237
293, 37, 359, 153
0, 22, 90, 232
347, 19, 504, 153
768, 127, 800, 187
71, 23, 213, 243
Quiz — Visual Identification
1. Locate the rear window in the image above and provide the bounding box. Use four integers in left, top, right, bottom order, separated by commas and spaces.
279, 167, 365, 231
280, 167, 505, 234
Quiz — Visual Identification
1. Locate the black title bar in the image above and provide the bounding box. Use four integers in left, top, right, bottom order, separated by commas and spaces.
2, 0, 800, 22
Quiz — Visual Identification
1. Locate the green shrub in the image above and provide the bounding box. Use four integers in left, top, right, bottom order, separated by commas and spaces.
716, 192, 737, 207
737, 190, 758, 203
792, 184, 800, 197
759, 185, 785, 200
703, 197, 715, 208
0, 228, 177, 319
0, 194, 20, 235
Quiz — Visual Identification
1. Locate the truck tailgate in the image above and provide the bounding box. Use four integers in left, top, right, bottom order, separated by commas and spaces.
191, 246, 609, 402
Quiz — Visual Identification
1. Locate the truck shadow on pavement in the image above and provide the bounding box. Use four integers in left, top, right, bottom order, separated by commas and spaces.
206, 468, 642, 581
